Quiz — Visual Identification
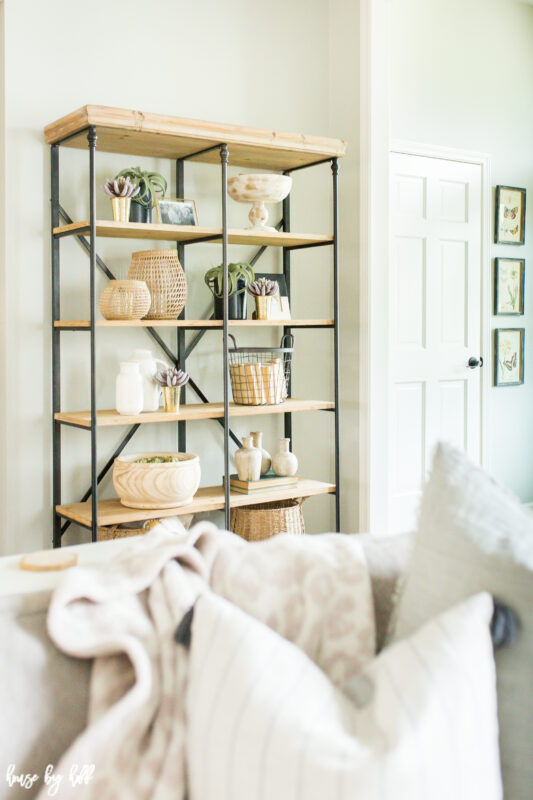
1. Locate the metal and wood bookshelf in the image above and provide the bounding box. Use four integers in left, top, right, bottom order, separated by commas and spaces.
45, 105, 345, 545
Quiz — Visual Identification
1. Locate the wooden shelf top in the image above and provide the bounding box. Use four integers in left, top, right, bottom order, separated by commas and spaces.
44, 105, 346, 170
55, 319, 334, 329
55, 399, 334, 428
56, 480, 336, 527
53, 220, 333, 248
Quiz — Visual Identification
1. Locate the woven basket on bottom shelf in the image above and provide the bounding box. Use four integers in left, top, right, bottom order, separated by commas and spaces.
230, 499, 305, 542
97, 520, 158, 541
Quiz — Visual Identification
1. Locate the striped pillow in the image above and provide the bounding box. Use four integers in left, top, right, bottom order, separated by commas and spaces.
186, 591, 501, 800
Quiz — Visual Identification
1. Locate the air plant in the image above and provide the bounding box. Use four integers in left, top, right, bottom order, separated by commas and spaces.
102, 176, 140, 199
115, 166, 167, 208
204, 262, 255, 298
247, 277, 278, 297
154, 367, 189, 388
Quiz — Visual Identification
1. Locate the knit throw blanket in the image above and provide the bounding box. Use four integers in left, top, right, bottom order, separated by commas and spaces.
38, 522, 374, 800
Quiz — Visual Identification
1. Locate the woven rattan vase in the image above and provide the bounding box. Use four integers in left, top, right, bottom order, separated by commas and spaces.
128, 250, 187, 319
99, 279, 151, 320
230, 499, 305, 542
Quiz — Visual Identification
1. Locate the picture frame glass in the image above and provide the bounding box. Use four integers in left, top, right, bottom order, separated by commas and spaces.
496, 328, 524, 386
495, 259, 524, 315
496, 186, 525, 244
157, 198, 198, 226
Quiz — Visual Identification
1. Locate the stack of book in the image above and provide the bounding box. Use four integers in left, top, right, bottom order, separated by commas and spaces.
225, 471, 298, 495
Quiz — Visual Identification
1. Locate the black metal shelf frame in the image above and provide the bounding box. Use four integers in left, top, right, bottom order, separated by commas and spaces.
50, 129, 341, 545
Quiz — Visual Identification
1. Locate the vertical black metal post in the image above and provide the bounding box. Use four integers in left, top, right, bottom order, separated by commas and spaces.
220, 144, 230, 529
282, 171, 292, 444
51, 145, 62, 548
176, 158, 186, 452
332, 158, 341, 532
88, 127, 98, 541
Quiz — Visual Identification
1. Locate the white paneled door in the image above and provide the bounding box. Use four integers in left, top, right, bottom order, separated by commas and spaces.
389, 152, 484, 532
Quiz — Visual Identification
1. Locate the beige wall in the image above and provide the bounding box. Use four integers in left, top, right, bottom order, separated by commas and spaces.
0, 0, 361, 554
390, 0, 533, 502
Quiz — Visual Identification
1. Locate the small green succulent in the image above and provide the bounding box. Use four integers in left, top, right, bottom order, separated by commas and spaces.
154, 367, 189, 388
248, 277, 278, 297
204, 262, 255, 298
115, 166, 167, 208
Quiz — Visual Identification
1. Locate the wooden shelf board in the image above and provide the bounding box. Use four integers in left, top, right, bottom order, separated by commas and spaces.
55, 399, 334, 428
44, 105, 346, 170
53, 220, 333, 248
54, 318, 334, 329
56, 480, 336, 527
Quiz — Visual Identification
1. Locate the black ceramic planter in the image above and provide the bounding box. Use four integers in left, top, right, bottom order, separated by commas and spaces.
213, 279, 248, 320
129, 201, 152, 224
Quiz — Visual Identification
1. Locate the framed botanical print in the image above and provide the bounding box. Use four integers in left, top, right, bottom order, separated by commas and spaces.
494, 328, 524, 387
494, 258, 525, 315
494, 185, 526, 245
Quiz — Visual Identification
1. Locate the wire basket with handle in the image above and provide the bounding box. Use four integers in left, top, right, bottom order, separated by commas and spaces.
228, 333, 294, 405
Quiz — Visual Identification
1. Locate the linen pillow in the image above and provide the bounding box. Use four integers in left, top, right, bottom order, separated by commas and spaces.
393, 443, 533, 800
185, 590, 501, 800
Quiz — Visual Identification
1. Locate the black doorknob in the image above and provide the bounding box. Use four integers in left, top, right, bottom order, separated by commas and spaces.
467, 356, 483, 369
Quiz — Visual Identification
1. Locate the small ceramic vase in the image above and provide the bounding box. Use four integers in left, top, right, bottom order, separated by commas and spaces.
250, 431, 271, 476
272, 437, 298, 477
115, 362, 143, 416
234, 436, 262, 482
130, 349, 168, 411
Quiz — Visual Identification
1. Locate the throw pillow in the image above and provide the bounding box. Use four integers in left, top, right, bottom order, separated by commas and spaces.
393, 443, 533, 800
185, 590, 501, 800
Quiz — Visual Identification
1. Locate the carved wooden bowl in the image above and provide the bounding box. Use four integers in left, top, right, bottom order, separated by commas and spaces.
113, 452, 201, 509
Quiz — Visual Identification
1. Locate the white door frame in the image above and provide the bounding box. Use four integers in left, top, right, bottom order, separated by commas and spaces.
389, 141, 492, 479
357, 3, 492, 534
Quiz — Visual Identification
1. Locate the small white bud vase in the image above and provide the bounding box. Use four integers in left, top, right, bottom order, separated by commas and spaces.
116, 362, 143, 416
251, 431, 271, 476
234, 436, 262, 482
272, 437, 298, 477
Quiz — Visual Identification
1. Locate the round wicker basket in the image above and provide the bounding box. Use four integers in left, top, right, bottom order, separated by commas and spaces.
99, 279, 151, 320
97, 519, 159, 541
128, 249, 187, 319
230, 499, 305, 542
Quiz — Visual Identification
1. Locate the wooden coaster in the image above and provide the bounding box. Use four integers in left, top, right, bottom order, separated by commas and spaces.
19, 550, 78, 572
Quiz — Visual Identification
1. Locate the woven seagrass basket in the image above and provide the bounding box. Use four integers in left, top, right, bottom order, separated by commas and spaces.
230, 498, 305, 542
97, 519, 159, 541
128, 249, 187, 319
99, 279, 151, 320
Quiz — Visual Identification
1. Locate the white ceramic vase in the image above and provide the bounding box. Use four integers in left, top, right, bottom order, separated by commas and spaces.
272, 437, 298, 477
130, 348, 168, 411
116, 362, 143, 416
250, 431, 271, 476
234, 436, 262, 482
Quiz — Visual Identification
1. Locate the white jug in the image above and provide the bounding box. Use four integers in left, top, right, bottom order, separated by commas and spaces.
116, 362, 143, 416
130, 349, 168, 411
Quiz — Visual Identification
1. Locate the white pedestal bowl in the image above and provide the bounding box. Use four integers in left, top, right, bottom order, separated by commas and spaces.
113, 452, 201, 509
228, 173, 292, 232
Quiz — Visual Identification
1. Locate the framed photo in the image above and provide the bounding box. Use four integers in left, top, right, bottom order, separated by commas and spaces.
494, 185, 526, 245
156, 197, 198, 226
253, 273, 291, 320
494, 327, 524, 387
494, 258, 524, 315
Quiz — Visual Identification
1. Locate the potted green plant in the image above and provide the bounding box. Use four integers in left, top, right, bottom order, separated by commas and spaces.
102, 177, 140, 222
204, 262, 255, 320
154, 367, 189, 413
115, 166, 168, 224
247, 277, 280, 320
